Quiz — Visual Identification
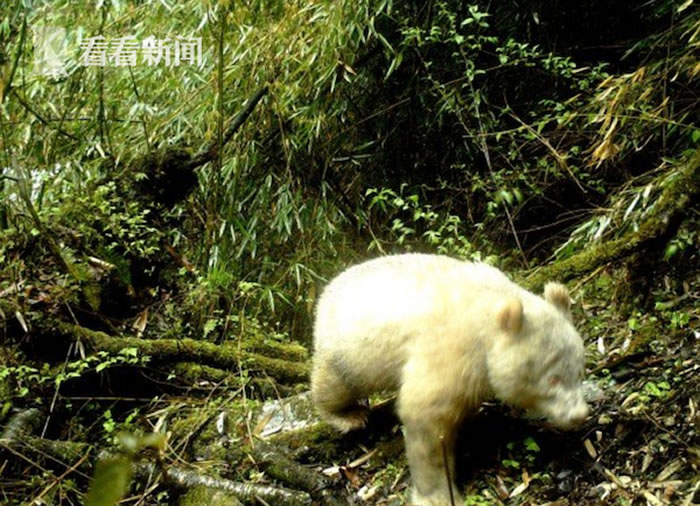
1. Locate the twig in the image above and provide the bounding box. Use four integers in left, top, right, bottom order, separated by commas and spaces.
31, 449, 91, 503
467, 82, 528, 265
508, 110, 586, 193
10, 91, 80, 141
41, 343, 74, 438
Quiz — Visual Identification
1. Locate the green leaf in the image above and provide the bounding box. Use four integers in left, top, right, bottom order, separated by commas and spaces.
498, 189, 513, 206
644, 382, 662, 397
524, 437, 540, 452
502, 459, 520, 469
84, 456, 133, 506
690, 128, 700, 144
663, 243, 679, 261
627, 317, 639, 331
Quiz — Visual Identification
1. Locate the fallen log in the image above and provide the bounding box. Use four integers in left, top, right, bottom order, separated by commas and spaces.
250, 440, 347, 506
523, 151, 700, 291
171, 361, 300, 397
55, 323, 309, 385
136, 461, 312, 506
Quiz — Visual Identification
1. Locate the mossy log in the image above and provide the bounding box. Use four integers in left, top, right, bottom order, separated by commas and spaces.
0, 410, 311, 505
523, 151, 700, 291
239, 331, 309, 362
57, 323, 309, 384
135, 461, 311, 506
171, 362, 300, 397
177, 485, 244, 506
0, 408, 42, 441
249, 440, 347, 506
1, 409, 93, 477
268, 400, 406, 467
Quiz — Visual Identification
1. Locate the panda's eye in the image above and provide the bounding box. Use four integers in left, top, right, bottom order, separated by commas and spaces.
549, 375, 562, 386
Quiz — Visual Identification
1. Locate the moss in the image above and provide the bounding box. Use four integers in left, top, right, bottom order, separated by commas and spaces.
60, 323, 309, 384
169, 395, 263, 465
270, 422, 344, 462
627, 316, 665, 355
269, 406, 405, 468
591, 271, 613, 294
173, 362, 301, 399
240, 328, 308, 362
176, 485, 243, 506
523, 151, 699, 291
172, 362, 230, 383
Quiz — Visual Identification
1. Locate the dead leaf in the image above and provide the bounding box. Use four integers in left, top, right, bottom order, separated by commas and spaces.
643, 490, 667, 506
584, 438, 598, 459
340, 466, 361, 487
510, 479, 529, 498
655, 459, 682, 481
15, 311, 28, 332
347, 449, 376, 468
621, 392, 641, 407
597, 337, 606, 354
132, 309, 149, 337
494, 474, 509, 499
356, 484, 378, 501
321, 465, 341, 477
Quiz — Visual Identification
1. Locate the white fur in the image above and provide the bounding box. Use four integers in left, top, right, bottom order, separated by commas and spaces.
311, 254, 589, 505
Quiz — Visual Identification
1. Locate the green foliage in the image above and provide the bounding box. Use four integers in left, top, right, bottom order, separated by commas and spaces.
0, 1, 697, 504
523, 436, 540, 465
365, 186, 483, 260
502, 458, 520, 469
663, 227, 696, 261
464, 493, 495, 506
627, 317, 640, 331
167, 270, 297, 341
56, 180, 160, 260
524, 436, 540, 453
388, 0, 611, 227
643, 380, 671, 399
668, 311, 690, 330
84, 455, 133, 506
37, 176, 161, 285
1, 0, 393, 336
502, 436, 541, 470
0, 349, 149, 402
84, 432, 166, 506
0, 166, 163, 319
2, 0, 695, 338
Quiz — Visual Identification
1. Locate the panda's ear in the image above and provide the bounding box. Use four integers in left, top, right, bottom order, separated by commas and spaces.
544, 282, 572, 317
498, 298, 523, 335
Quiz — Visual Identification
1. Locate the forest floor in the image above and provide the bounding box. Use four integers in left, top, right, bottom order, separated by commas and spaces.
1, 250, 698, 506
270, 265, 700, 506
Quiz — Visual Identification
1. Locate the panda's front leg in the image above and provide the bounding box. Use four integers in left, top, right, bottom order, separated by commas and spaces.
397, 365, 464, 506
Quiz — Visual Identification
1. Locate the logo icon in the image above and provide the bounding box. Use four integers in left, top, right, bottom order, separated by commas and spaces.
32, 24, 70, 78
